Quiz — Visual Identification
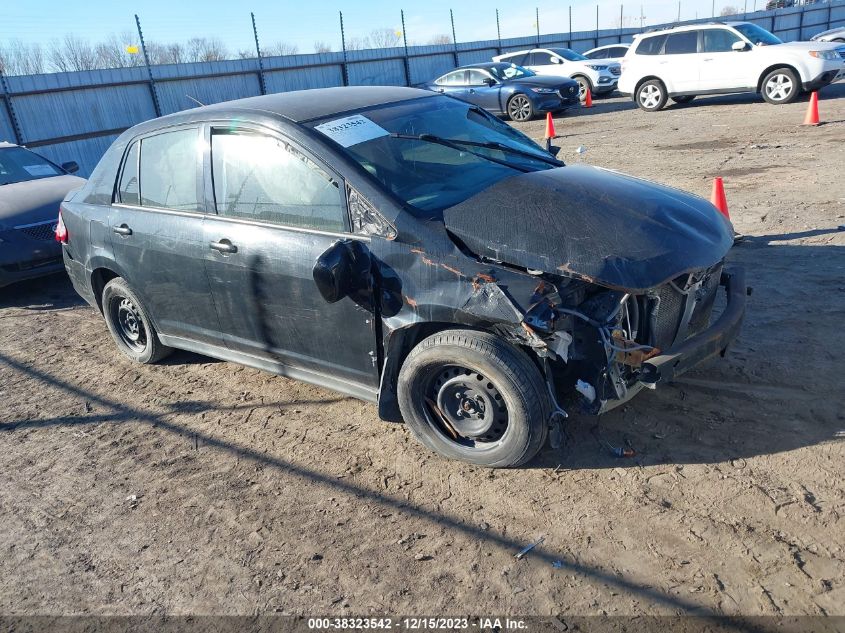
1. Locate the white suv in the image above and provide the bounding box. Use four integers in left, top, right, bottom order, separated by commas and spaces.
618, 22, 845, 111
493, 48, 621, 101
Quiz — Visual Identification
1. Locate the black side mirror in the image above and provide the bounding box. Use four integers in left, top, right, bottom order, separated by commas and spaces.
483, 77, 497, 87
313, 239, 370, 303
61, 161, 79, 174
548, 145, 561, 157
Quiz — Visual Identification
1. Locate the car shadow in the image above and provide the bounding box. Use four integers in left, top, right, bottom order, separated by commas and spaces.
0, 273, 85, 310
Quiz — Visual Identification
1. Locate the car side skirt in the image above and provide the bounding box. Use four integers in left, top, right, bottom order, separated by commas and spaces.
157, 333, 380, 404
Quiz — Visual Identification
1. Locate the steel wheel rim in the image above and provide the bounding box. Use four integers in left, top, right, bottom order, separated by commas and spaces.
114, 296, 147, 352
424, 365, 509, 449
765, 74, 793, 101
640, 84, 661, 109
509, 96, 531, 121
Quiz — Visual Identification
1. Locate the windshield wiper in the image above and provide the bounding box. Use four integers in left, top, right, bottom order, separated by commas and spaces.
390, 132, 533, 172
447, 137, 563, 167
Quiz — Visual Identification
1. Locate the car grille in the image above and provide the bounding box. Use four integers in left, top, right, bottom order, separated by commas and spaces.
646, 265, 722, 350
838, 48, 845, 60
14, 220, 57, 242
560, 85, 578, 98
610, 66, 621, 76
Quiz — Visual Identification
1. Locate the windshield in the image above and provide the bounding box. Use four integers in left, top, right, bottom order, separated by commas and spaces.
309, 96, 557, 218
0, 146, 63, 186
734, 23, 783, 46
488, 64, 536, 81
548, 48, 590, 61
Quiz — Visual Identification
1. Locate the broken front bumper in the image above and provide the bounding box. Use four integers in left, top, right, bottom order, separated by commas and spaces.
638, 268, 747, 386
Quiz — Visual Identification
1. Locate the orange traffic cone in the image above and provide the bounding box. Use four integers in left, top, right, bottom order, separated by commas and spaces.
544, 112, 556, 140
803, 91, 820, 126
710, 177, 730, 220
583, 88, 593, 108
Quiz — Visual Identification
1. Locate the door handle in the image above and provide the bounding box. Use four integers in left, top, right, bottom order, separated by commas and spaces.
437, 88, 445, 93
113, 224, 132, 236
469, 89, 476, 93
209, 239, 237, 254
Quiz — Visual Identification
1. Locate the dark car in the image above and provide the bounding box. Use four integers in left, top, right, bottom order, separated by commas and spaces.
0, 142, 84, 288
421, 62, 580, 122
60, 87, 746, 468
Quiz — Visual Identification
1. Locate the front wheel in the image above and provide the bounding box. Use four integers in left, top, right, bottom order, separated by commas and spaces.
397, 330, 550, 468
102, 277, 172, 364
761, 68, 800, 104
574, 76, 592, 102
507, 94, 534, 122
636, 79, 668, 111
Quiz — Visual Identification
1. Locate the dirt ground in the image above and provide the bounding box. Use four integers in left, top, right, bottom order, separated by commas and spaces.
1, 83, 844, 620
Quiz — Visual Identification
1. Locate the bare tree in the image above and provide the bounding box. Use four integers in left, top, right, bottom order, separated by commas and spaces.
263, 41, 299, 57
428, 34, 453, 45
48, 34, 98, 72
0, 40, 45, 76
314, 41, 332, 53
185, 37, 229, 62
720, 6, 741, 15
368, 28, 402, 48
344, 36, 369, 51
94, 32, 142, 69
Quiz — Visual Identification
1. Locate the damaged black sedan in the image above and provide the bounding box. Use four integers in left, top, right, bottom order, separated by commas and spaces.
60, 87, 746, 468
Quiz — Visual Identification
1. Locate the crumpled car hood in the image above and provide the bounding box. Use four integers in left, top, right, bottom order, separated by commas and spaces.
442, 164, 733, 292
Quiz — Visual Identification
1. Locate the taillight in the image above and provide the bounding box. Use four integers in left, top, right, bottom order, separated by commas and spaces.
55, 208, 68, 243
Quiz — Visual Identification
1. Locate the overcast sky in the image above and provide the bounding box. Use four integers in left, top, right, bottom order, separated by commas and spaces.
2, 0, 763, 53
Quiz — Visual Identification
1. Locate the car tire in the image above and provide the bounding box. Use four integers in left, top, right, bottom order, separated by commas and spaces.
506, 94, 534, 122
761, 67, 800, 104
397, 329, 550, 468
671, 95, 695, 104
102, 277, 172, 364
636, 79, 668, 112
573, 76, 592, 102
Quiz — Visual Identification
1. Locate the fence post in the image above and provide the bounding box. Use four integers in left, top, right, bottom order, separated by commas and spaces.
536, 7, 540, 46
569, 6, 572, 48
797, 3, 805, 39
620, 4, 624, 42
135, 14, 162, 117
0, 69, 23, 145
595, 4, 600, 48
450, 9, 459, 66
251, 12, 267, 96
339, 11, 349, 87
496, 9, 502, 55
401, 10, 411, 86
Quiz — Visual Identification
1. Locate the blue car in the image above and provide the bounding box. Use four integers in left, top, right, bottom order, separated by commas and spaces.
421, 62, 580, 122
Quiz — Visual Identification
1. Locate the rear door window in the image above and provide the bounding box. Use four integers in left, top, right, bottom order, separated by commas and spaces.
587, 49, 608, 59
635, 34, 667, 55
610, 46, 629, 56
702, 29, 743, 52
665, 31, 699, 54
117, 141, 139, 205
211, 130, 346, 232
139, 128, 202, 212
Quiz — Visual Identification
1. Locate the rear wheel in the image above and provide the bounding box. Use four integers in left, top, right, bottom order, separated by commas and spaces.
761, 67, 800, 104
671, 95, 695, 104
507, 94, 534, 122
636, 79, 668, 111
397, 330, 549, 468
102, 277, 172, 364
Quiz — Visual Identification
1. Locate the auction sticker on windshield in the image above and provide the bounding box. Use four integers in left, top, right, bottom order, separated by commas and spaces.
315, 115, 389, 148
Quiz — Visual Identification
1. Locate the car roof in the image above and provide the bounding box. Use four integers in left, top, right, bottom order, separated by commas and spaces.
457, 62, 510, 70
586, 43, 630, 51
144, 86, 435, 129
635, 21, 749, 37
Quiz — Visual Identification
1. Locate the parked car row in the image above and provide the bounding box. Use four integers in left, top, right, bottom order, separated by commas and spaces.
419, 21, 844, 118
